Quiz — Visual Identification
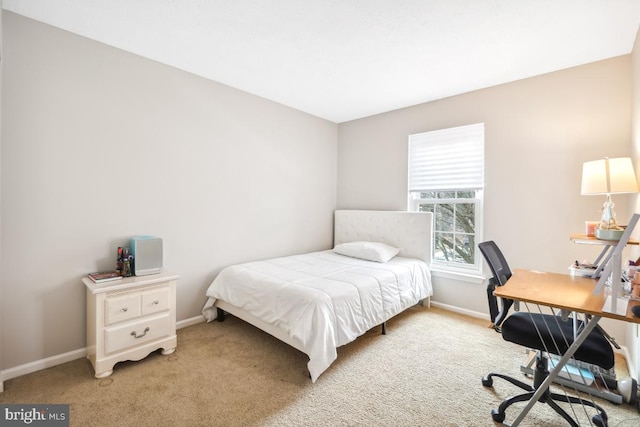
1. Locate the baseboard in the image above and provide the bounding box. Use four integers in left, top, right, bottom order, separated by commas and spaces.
430, 301, 490, 321
0, 315, 206, 390
1, 348, 87, 383
177, 315, 206, 329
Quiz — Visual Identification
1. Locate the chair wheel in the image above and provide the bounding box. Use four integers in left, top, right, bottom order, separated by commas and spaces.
482, 376, 493, 387
491, 409, 505, 423
592, 414, 608, 427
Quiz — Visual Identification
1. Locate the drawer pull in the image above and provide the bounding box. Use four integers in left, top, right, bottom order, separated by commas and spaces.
152, 300, 159, 305
121, 308, 128, 313
131, 327, 150, 339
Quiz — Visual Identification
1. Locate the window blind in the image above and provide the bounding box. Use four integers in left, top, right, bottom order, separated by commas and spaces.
408, 123, 484, 192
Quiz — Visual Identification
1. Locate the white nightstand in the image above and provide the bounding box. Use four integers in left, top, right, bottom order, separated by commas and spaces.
83, 271, 179, 378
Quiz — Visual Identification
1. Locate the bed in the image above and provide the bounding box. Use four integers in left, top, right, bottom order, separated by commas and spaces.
201, 210, 433, 382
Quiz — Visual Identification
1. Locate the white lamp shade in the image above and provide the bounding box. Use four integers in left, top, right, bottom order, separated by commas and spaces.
581, 157, 639, 195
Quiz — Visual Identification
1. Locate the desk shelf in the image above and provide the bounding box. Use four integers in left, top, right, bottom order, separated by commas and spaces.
570, 234, 638, 279
570, 233, 638, 246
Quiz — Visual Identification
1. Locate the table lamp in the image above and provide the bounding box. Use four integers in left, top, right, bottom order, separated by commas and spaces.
581, 157, 639, 239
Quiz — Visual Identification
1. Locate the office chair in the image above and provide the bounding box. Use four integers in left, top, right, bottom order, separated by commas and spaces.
479, 241, 613, 427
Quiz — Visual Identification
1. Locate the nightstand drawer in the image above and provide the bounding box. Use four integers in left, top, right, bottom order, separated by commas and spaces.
104, 313, 171, 354
142, 287, 170, 315
105, 294, 141, 325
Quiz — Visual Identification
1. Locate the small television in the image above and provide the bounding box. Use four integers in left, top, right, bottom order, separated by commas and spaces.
131, 236, 163, 276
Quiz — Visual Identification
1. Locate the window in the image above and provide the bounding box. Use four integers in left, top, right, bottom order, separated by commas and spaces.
408, 123, 484, 273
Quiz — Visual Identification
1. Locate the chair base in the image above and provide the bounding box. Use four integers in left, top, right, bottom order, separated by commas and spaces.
482, 353, 609, 427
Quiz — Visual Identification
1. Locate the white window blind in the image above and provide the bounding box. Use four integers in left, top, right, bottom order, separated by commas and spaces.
408, 123, 484, 192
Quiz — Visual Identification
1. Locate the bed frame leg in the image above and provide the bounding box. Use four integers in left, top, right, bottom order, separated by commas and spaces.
216, 307, 226, 322
381, 322, 386, 335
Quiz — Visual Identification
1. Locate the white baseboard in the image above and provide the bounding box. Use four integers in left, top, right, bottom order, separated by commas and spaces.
177, 315, 206, 329
430, 301, 491, 321
1, 348, 87, 383
0, 315, 206, 390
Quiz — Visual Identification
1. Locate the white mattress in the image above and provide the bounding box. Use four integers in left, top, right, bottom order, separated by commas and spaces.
201, 250, 432, 381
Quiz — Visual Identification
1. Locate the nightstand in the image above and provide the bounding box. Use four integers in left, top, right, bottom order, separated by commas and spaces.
83, 271, 179, 378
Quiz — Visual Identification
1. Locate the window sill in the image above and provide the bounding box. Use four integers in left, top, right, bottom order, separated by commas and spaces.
430, 266, 487, 284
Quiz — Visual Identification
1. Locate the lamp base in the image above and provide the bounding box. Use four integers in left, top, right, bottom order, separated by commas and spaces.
595, 228, 624, 241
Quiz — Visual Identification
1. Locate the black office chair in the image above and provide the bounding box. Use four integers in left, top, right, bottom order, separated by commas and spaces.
479, 241, 612, 427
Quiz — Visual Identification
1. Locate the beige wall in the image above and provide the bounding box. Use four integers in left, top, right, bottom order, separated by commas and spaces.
338, 55, 633, 338
0, 12, 337, 370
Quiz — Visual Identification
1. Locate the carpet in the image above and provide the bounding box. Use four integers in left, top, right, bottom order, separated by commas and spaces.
1, 306, 639, 426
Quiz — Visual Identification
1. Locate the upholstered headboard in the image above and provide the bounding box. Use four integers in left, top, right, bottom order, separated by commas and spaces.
333, 210, 433, 264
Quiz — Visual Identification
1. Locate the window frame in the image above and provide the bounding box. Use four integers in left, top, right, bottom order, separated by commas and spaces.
409, 189, 484, 274
407, 123, 485, 276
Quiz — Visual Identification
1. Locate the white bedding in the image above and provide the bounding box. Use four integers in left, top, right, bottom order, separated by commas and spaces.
201, 250, 432, 382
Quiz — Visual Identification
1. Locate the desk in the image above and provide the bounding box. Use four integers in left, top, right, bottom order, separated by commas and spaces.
492, 269, 640, 426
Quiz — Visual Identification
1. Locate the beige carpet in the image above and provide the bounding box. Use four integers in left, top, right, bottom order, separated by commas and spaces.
1, 306, 639, 426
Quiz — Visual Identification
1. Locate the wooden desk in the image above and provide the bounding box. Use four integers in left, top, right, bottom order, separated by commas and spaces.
495, 269, 640, 322
491, 269, 640, 426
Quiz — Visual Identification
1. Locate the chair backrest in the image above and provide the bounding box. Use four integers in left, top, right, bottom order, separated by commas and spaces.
478, 241, 512, 285
478, 241, 514, 331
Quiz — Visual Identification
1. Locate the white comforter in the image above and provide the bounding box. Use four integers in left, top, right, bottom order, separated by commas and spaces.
201, 250, 432, 382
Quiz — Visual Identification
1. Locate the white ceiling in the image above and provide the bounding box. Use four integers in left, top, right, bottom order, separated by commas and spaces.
4, 0, 640, 123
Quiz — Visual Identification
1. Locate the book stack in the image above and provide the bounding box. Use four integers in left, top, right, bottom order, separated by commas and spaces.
88, 271, 123, 283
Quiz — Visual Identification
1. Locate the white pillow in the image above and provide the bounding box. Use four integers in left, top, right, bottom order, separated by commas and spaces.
333, 241, 400, 263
